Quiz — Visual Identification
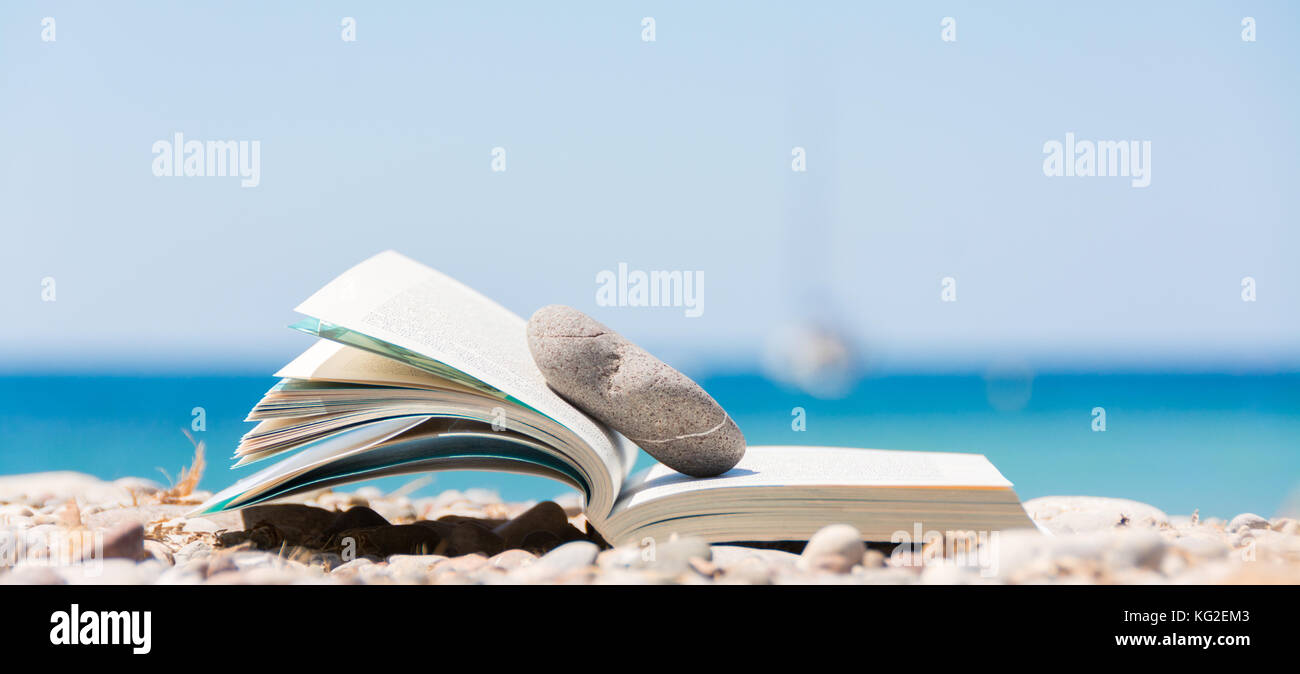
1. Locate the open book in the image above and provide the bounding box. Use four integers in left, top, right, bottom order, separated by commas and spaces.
195, 252, 1035, 544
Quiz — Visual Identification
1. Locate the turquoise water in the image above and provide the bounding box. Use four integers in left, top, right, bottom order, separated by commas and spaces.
0, 373, 1296, 519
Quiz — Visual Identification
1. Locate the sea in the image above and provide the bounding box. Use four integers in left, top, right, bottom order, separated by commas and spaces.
1, 372, 1296, 520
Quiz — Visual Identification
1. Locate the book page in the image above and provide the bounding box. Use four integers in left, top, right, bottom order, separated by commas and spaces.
612, 445, 1014, 514
292, 251, 635, 516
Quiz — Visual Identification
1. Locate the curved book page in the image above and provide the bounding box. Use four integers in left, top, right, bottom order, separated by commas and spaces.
273, 339, 487, 395
291, 250, 636, 518
193, 416, 429, 513
193, 418, 589, 514
235, 385, 594, 473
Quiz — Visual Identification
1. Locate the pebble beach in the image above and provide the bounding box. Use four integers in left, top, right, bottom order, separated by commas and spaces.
1, 468, 1297, 586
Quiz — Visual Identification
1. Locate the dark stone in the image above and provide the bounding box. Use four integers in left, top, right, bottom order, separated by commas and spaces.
101, 522, 145, 560
321, 506, 390, 540
326, 524, 443, 558
492, 501, 569, 549
411, 519, 457, 539
225, 504, 350, 549
518, 524, 586, 555
217, 523, 283, 550
211, 500, 586, 559
241, 504, 340, 539
438, 514, 508, 529
519, 530, 562, 555
447, 522, 505, 557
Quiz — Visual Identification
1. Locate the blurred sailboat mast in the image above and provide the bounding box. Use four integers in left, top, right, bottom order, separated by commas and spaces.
761, 43, 860, 399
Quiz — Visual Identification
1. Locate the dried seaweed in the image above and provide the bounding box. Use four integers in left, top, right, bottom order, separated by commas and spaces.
157, 430, 206, 503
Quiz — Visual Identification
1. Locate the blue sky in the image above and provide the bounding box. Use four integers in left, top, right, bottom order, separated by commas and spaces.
2, 2, 1296, 374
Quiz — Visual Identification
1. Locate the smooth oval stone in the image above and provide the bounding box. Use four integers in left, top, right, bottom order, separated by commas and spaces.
1227, 512, 1269, 534
797, 524, 866, 574
526, 305, 745, 477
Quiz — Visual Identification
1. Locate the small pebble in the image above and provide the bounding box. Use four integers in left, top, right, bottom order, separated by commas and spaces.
322, 506, 390, 538
1024, 496, 1169, 534
1227, 512, 1269, 533
101, 522, 145, 561
142, 540, 174, 566
0, 565, 64, 585
174, 540, 212, 565
489, 549, 537, 571
798, 524, 865, 574
54, 501, 82, 527
711, 545, 800, 570
636, 536, 711, 576
510, 541, 598, 583
330, 558, 375, 575
1271, 518, 1299, 535
719, 556, 774, 585
435, 553, 489, 575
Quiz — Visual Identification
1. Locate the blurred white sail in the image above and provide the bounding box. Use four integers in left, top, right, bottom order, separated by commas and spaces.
762, 322, 857, 399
